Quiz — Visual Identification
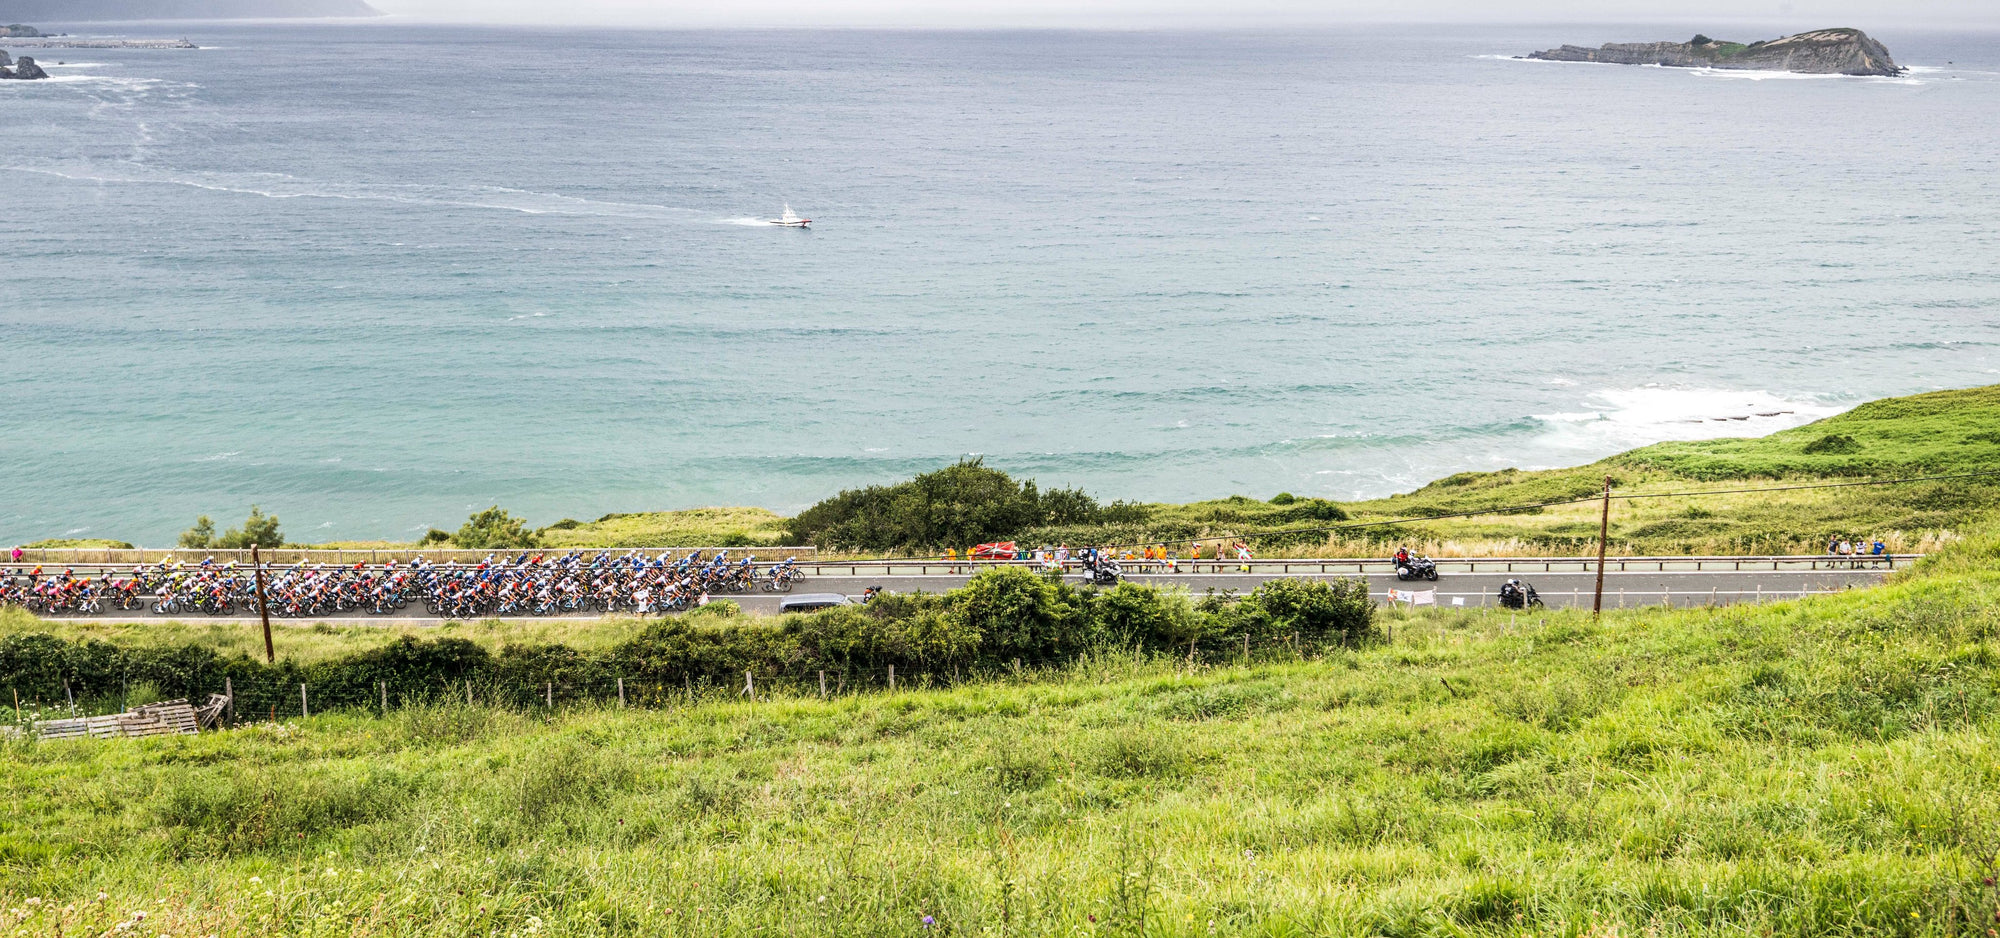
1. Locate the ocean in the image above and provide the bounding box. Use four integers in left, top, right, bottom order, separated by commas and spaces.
2, 23, 1997, 546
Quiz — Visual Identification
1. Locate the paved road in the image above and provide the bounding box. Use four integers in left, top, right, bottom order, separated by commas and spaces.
31, 566, 1893, 624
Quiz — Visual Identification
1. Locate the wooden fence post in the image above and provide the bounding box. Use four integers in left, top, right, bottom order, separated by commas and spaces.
300, 683, 309, 718
466, 679, 473, 707
743, 671, 754, 700
1242, 633, 1250, 661
617, 677, 626, 708
819, 671, 827, 699
545, 682, 553, 707
380, 681, 388, 715
887, 665, 895, 691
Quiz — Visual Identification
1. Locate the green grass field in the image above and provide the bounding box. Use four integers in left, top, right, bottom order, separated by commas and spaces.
5, 532, 1999, 935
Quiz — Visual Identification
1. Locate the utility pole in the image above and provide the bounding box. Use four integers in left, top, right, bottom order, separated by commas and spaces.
1592, 476, 1612, 619
253, 545, 275, 663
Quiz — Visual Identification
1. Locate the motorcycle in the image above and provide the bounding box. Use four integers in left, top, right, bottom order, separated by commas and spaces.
1080, 555, 1122, 586
1498, 581, 1543, 609
1394, 555, 1439, 582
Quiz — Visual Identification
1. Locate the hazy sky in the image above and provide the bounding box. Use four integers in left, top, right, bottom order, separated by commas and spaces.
368, 0, 2000, 28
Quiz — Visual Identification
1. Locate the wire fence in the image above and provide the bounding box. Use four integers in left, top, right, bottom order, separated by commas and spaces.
4, 631, 1372, 728
1, 572, 1894, 735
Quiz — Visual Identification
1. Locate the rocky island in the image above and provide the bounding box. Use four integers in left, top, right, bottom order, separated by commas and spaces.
1527, 28, 1903, 77
0, 48, 49, 79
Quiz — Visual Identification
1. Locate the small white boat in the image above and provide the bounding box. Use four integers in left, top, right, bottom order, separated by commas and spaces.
768, 204, 811, 228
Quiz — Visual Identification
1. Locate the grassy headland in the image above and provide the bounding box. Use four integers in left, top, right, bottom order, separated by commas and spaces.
3, 530, 1998, 935
19, 384, 2000, 559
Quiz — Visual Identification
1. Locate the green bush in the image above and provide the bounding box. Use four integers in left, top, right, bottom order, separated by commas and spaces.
948, 565, 1090, 664
786, 458, 1103, 551
1229, 577, 1377, 646
454, 507, 539, 550
1803, 433, 1863, 455
178, 516, 214, 549
210, 506, 283, 550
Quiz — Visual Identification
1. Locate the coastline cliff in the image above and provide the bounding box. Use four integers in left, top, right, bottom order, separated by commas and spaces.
1528, 28, 1902, 77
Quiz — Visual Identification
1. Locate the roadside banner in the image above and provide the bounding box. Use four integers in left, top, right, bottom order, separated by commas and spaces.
1387, 588, 1437, 606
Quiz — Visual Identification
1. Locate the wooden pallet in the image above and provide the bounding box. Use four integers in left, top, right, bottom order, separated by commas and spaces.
32, 695, 225, 741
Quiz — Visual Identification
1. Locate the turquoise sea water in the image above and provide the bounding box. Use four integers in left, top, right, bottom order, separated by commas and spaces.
2, 23, 1998, 545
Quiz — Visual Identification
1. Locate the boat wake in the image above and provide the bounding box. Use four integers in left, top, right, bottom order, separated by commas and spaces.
0, 161, 707, 220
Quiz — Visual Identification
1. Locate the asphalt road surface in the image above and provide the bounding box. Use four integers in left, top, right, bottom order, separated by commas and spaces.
31, 565, 1894, 624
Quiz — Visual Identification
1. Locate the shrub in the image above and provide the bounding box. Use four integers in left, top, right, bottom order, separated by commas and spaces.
1232, 577, 1376, 646
1270, 492, 1296, 505
947, 566, 1089, 665
418, 528, 451, 545
214, 506, 283, 550
786, 458, 1102, 551
1804, 433, 1863, 455
454, 507, 539, 550
1086, 582, 1210, 650
307, 636, 491, 709
178, 516, 214, 549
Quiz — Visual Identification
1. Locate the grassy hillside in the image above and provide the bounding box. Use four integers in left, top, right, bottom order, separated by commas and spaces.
536, 507, 793, 549
4, 536, 1999, 935
1322, 384, 2000, 556
19, 385, 2000, 556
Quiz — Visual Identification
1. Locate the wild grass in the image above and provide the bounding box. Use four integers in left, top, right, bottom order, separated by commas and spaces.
4, 535, 2000, 935
0, 603, 685, 664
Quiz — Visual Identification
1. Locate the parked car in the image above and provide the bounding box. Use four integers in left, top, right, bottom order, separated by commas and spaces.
778, 593, 852, 614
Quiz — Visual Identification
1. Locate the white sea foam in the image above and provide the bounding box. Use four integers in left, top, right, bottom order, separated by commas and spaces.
1689, 68, 1925, 85
1531, 387, 1842, 458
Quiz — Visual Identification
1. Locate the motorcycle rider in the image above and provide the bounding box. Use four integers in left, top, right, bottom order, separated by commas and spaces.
1394, 547, 1411, 568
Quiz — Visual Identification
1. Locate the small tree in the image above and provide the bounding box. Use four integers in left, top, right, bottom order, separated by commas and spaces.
455, 507, 539, 550
178, 516, 215, 549
215, 506, 283, 549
